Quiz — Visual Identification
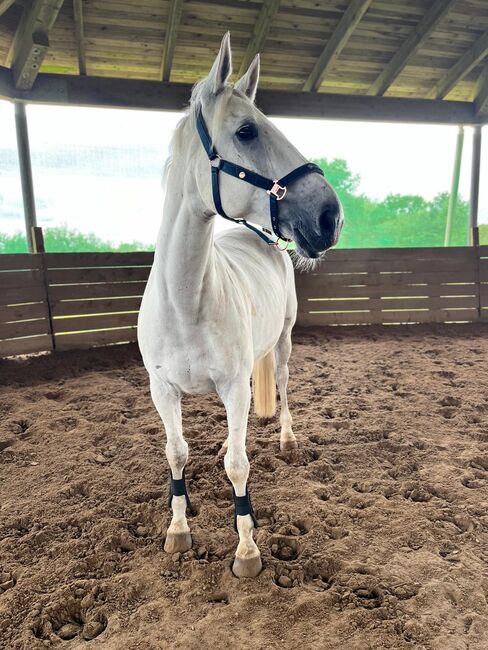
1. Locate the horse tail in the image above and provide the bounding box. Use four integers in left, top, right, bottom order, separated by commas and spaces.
252, 350, 276, 418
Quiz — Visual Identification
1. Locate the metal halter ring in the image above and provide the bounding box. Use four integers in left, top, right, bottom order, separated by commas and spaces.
275, 239, 290, 251
267, 181, 287, 201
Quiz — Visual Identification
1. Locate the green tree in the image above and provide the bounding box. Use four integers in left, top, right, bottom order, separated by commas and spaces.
0, 225, 154, 254
313, 158, 470, 248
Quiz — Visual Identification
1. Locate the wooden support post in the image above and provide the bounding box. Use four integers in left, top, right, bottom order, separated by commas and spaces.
31, 225, 45, 253
444, 125, 464, 247
14, 102, 37, 253
469, 125, 482, 247
31, 225, 56, 349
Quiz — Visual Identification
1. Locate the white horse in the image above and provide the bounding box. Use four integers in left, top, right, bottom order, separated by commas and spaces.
138, 33, 342, 578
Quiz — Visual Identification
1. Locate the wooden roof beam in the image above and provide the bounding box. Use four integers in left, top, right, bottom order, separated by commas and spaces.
0, 67, 485, 125
0, 0, 16, 18
303, 0, 372, 92
475, 66, 488, 115
238, 0, 280, 76
427, 31, 488, 100
73, 0, 86, 76
9, 0, 64, 90
160, 0, 184, 82
368, 0, 456, 97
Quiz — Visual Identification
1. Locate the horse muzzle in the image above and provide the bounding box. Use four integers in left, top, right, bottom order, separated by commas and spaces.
293, 196, 343, 259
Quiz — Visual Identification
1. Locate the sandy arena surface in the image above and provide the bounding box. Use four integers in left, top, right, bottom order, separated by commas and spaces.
1, 324, 488, 650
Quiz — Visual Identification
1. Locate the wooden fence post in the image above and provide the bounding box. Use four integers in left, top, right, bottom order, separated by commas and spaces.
469, 125, 483, 320
32, 226, 56, 350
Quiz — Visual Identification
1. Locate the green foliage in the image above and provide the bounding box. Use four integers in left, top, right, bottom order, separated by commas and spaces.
314, 158, 471, 248
0, 159, 476, 252
0, 225, 154, 254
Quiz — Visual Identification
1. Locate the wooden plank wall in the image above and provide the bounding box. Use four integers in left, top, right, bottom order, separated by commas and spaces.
295, 246, 481, 326
0, 247, 486, 358
0, 253, 53, 356
479, 245, 488, 319
45, 251, 154, 351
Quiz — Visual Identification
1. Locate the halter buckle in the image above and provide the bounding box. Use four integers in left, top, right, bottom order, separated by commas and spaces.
209, 154, 221, 167
267, 181, 287, 201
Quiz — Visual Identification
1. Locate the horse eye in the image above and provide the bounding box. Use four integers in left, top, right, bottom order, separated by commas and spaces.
236, 123, 258, 141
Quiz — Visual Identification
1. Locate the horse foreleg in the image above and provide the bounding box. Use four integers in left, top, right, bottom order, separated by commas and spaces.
275, 326, 297, 451
150, 377, 192, 554
220, 379, 261, 578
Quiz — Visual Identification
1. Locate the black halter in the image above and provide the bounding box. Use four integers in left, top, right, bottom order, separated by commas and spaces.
196, 106, 325, 246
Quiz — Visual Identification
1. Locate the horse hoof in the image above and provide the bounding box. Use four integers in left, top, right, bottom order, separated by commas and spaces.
280, 439, 298, 451
164, 532, 192, 554
232, 555, 262, 578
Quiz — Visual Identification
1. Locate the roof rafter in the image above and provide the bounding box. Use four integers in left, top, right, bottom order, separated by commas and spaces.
474, 66, 488, 115
9, 0, 64, 90
73, 0, 86, 76
367, 0, 456, 97
427, 31, 488, 100
0, 0, 16, 18
160, 0, 184, 82
303, 0, 372, 92
238, 0, 280, 77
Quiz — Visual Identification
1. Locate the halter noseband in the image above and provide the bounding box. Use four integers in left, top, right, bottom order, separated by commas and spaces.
196, 106, 325, 246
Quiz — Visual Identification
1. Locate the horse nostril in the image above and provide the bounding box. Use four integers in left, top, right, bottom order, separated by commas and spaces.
319, 198, 340, 235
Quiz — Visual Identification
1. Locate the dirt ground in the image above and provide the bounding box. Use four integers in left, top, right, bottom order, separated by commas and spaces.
1, 324, 488, 650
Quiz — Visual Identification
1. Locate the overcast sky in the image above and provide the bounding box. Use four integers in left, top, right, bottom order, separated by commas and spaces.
0, 100, 486, 244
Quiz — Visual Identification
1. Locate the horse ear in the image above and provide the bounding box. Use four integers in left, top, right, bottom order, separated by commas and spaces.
235, 54, 260, 103
207, 32, 232, 95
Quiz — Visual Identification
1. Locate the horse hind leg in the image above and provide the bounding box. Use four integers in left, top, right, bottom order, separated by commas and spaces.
150, 377, 192, 553
275, 325, 297, 451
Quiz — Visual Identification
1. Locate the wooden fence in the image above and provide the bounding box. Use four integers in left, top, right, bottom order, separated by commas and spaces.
1, 247, 487, 357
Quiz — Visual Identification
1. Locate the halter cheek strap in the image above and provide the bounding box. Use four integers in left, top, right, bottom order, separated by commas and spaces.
196, 107, 324, 245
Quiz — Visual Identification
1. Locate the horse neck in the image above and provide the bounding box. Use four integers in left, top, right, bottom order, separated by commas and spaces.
153, 139, 216, 314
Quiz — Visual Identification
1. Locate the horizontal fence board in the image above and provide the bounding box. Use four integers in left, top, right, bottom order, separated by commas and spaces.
47, 266, 151, 285
51, 296, 143, 317
48, 281, 148, 301
45, 252, 154, 268
52, 312, 138, 334
295, 270, 479, 289
0, 254, 43, 271
1, 285, 47, 306
297, 308, 479, 327
0, 318, 50, 340
321, 247, 477, 263
299, 295, 479, 312
0, 334, 53, 357
308, 258, 475, 275
0, 302, 49, 323
0, 269, 45, 290
297, 282, 478, 301
55, 326, 138, 350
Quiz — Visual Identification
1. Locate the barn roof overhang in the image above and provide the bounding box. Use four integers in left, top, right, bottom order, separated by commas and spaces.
0, 1, 487, 125
0, 64, 485, 125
